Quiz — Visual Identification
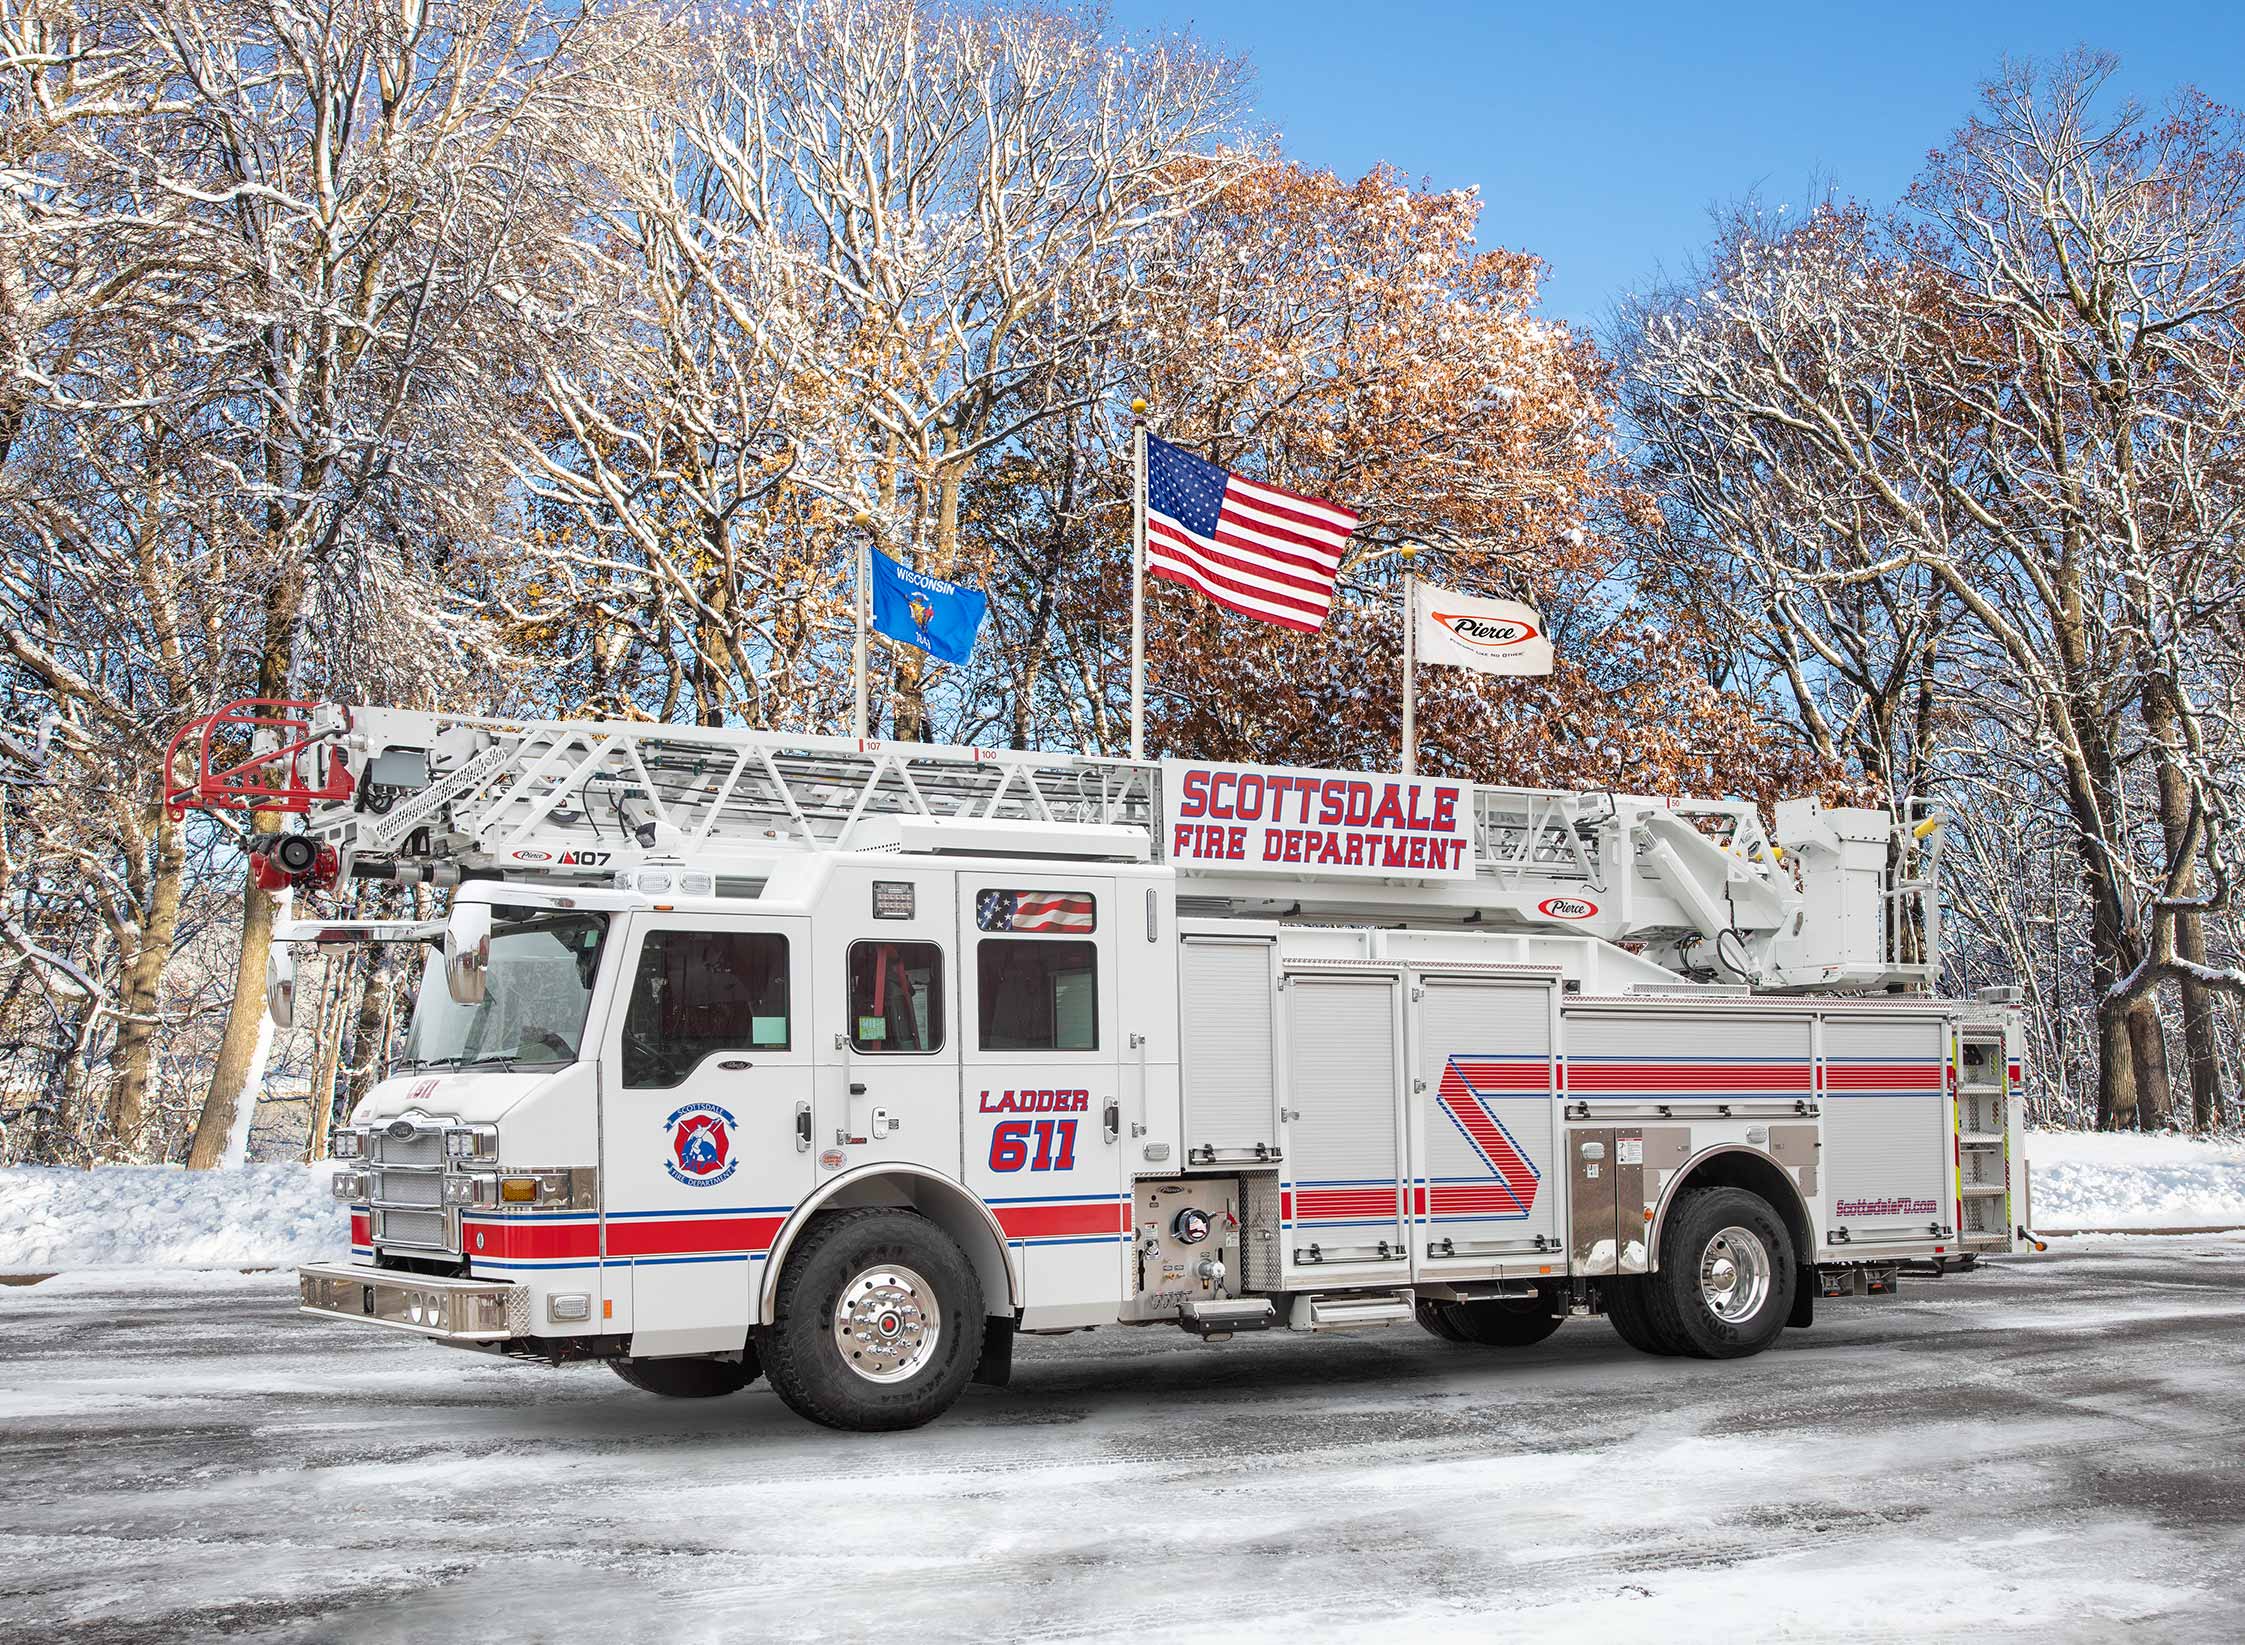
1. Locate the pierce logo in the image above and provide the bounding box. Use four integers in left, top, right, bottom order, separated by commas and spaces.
1434, 612, 1541, 651
664, 1103, 737, 1186
511, 848, 553, 862
1537, 896, 1599, 921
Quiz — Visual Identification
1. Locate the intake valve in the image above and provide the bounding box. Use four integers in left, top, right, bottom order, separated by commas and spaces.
1172, 1206, 1212, 1245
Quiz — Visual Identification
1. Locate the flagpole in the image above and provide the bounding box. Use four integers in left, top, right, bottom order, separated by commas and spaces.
1129, 398, 1148, 764
850, 510, 871, 740
1400, 542, 1419, 776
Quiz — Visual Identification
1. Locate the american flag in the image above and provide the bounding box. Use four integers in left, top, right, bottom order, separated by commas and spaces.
1144, 433, 1358, 632
976, 889, 1095, 933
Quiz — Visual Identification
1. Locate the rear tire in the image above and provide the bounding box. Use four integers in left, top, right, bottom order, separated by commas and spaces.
1641, 1186, 1796, 1360
609, 1348, 760, 1398
1440, 1293, 1565, 1347
1415, 1296, 1469, 1342
759, 1209, 981, 1432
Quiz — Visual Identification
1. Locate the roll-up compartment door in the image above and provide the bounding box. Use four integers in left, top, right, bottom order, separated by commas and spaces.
1821, 1014, 1950, 1244
1179, 937, 1279, 1164
1282, 974, 1408, 1274
1415, 976, 1558, 1262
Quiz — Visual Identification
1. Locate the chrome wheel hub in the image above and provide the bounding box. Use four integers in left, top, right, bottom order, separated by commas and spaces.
1698, 1225, 1772, 1323
834, 1264, 941, 1384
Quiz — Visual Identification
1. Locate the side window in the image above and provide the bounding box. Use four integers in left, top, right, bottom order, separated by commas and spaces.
977, 939, 1098, 1051
848, 941, 944, 1053
622, 929, 789, 1088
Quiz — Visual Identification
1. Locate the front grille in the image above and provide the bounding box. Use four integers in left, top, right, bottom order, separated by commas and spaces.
367, 1113, 460, 1254
374, 1207, 451, 1250
373, 1168, 442, 1207
371, 1129, 444, 1167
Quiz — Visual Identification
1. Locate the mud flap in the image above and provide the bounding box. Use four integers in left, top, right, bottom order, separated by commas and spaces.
973, 1315, 1016, 1387
1787, 1268, 1815, 1329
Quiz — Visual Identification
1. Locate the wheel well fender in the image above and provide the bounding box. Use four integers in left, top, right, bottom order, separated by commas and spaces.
757, 1164, 1019, 1325
1647, 1144, 1817, 1272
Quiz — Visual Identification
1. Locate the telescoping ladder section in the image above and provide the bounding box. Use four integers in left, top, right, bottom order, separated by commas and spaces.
168, 703, 1610, 892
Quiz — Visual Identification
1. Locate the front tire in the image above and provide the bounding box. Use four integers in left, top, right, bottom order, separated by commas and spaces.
759, 1209, 981, 1432
609, 1347, 760, 1398
1640, 1186, 1796, 1359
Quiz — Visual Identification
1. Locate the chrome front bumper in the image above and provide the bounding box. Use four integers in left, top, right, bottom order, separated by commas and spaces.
298, 1261, 528, 1342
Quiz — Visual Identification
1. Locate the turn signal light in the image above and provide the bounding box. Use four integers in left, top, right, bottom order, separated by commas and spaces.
500, 1176, 539, 1203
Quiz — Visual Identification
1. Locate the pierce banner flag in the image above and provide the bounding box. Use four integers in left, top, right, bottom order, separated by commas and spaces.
1412, 582, 1553, 676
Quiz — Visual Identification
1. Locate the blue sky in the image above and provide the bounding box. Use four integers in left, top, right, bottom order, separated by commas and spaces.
1117, 2, 2244, 331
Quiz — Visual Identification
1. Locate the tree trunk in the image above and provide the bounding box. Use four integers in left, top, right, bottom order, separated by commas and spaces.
345, 949, 396, 1111
2087, 832, 2138, 1130
2094, 990, 2136, 1130
2125, 998, 2174, 1130
2177, 914, 2226, 1130
187, 861, 279, 1168
106, 802, 187, 1157
303, 948, 353, 1162
187, 537, 308, 1168
2143, 671, 2227, 1130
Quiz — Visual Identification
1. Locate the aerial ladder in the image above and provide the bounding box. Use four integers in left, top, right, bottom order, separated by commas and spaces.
167, 698, 1943, 995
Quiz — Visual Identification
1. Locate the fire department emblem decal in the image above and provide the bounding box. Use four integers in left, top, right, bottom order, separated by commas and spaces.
664, 1103, 738, 1187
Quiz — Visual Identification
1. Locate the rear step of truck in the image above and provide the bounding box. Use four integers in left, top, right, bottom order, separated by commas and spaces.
1288, 1291, 1415, 1332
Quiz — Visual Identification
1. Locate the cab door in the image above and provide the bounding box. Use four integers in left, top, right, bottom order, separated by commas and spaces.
600, 912, 813, 1356
958, 877, 1129, 1322
812, 862, 960, 1185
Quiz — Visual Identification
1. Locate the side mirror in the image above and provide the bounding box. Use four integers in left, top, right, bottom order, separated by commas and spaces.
444, 902, 492, 1006
265, 942, 297, 1030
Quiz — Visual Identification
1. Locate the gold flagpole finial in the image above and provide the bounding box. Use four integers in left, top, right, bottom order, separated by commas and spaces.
1130, 398, 1148, 418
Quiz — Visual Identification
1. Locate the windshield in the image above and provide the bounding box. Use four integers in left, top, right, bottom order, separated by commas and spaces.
399, 907, 609, 1071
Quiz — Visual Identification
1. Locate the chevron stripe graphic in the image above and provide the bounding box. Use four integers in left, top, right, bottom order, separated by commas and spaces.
1436, 1059, 1543, 1216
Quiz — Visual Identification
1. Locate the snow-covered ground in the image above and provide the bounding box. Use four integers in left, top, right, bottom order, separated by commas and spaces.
0, 1161, 340, 1272
3, 1237, 2243, 1642
2026, 1130, 2245, 1229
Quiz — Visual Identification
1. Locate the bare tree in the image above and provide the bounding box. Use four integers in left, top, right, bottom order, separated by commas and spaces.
1626, 54, 2245, 1126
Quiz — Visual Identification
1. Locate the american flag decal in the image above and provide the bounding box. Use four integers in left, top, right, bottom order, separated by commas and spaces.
976, 889, 1095, 933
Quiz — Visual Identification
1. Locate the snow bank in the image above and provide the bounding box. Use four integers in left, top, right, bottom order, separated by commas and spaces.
0, 1162, 345, 1273
2027, 1129, 2245, 1229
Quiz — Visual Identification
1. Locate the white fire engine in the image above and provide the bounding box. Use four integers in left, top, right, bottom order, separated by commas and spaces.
170, 700, 2033, 1431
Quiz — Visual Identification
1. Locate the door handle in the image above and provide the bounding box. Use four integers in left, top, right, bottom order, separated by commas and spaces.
794, 1100, 812, 1153
1103, 1098, 1120, 1144
870, 1106, 900, 1140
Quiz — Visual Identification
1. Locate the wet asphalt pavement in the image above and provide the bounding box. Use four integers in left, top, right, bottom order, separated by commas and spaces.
3, 1236, 2243, 1643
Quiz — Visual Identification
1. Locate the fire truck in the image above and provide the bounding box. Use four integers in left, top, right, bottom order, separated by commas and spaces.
169, 701, 2032, 1432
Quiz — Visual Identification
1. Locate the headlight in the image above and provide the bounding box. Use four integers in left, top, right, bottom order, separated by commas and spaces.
444, 1125, 498, 1162
330, 1169, 365, 1201
331, 1130, 362, 1160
